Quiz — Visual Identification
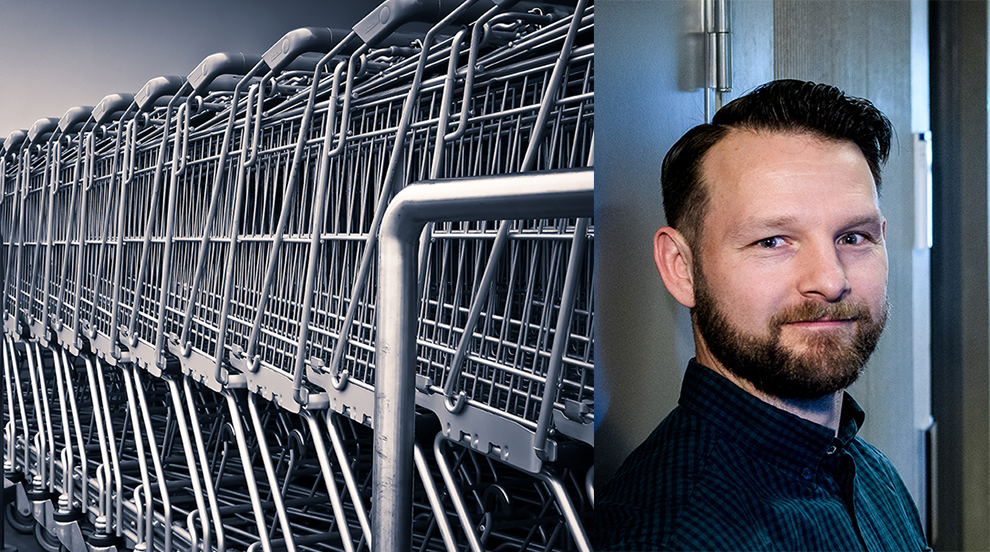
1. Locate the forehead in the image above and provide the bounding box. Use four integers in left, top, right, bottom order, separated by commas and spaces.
699, 130, 879, 221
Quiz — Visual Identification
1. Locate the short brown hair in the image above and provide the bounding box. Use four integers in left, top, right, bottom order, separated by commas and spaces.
661, 80, 893, 252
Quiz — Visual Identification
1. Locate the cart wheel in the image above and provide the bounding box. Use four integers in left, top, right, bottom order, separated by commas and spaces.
4, 501, 34, 535
34, 520, 62, 552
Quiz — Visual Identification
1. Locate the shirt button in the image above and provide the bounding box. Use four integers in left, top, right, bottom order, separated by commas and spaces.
801, 468, 813, 480
826, 445, 838, 455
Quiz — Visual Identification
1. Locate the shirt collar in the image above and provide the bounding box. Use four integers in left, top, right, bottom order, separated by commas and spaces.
679, 359, 866, 480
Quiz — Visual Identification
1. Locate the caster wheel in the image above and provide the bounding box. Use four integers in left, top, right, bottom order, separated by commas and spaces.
34, 520, 62, 552
4, 501, 34, 535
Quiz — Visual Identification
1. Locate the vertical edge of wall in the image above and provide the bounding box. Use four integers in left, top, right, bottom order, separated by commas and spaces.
931, 1, 990, 550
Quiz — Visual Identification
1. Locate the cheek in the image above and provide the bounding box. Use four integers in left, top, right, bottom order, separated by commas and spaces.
704, 263, 786, 327
847, 253, 888, 303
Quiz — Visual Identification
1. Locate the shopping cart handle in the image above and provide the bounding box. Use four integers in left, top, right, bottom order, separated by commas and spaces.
262, 27, 337, 76
93, 93, 135, 127
27, 118, 60, 144
204, 74, 248, 93
58, 106, 94, 134
2, 129, 26, 157
354, 0, 460, 46
188, 52, 264, 97
356, 0, 527, 46
135, 76, 185, 112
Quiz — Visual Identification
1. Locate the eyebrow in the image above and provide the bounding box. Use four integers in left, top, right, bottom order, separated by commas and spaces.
727, 213, 883, 241
726, 215, 798, 242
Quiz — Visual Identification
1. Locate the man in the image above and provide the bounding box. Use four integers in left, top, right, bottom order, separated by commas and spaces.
594, 80, 930, 551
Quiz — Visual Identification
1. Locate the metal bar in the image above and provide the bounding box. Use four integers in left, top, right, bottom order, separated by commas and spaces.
533, 216, 589, 461
91, 348, 124, 539
166, 377, 213, 552
328, 0, 485, 381
7, 337, 30, 485
3, 335, 17, 470
301, 410, 356, 552
125, 92, 183, 348
69, 133, 96, 349
432, 434, 482, 552
376, 168, 593, 551
9, 147, 28, 331
121, 362, 156, 550
245, 392, 297, 552
132, 367, 175, 552
26, 142, 54, 339
538, 469, 592, 552
53, 129, 87, 336
222, 386, 273, 552
183, 375, 227, 552
84, 106, 133, 343
82, 353, 112, 527
413, 440, 458, 552
237, 41, 366, 370
24, 341, 48, 492
290, 60, 347, 405
440, 0, 588, 413
325, 410, 372, 544
108, 119, 139, 361
50, 347, 76, 515
39, 138, 63, 342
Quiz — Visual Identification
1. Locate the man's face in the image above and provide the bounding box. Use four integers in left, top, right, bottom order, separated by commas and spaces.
691, 130, 888, 400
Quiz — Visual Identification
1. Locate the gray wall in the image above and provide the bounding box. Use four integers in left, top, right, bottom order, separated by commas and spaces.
930, 2, 990, 549
0, 0, 371, 140
595, 0, 932, 521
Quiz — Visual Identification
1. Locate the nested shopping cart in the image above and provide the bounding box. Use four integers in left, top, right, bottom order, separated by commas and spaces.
2, 1, 594, 551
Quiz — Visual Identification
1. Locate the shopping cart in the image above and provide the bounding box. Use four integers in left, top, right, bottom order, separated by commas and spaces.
2, 1, 595, 551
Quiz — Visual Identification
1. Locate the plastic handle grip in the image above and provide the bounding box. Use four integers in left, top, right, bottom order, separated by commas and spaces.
355, 0, 508, 46
205, 75, 245, 93
1, 130, 26, 156
135, 76, 185, 112
27, 118, 60, 144
93, 93, 135, 127
58, 106, 95, 134
354, 0, 448, 45
262, 27, 335, 76
278, 52, 325, 73
188, 53, 264, 97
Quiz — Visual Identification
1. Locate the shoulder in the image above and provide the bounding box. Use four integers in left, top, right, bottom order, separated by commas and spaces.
847, 437, 928, 545
848, 437, 912, 490
594, 406, 749, 550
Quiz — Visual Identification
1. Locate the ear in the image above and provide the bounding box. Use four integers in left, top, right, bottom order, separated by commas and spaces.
654, 226, 697, 308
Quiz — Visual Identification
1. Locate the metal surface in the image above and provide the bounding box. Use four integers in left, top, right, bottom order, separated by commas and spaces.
377, 168, 592, 551
1, 2, 595, 550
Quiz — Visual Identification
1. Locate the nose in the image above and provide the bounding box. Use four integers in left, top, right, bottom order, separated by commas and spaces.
797, 240, 850, 302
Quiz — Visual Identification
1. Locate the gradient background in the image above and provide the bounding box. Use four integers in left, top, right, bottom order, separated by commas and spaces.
0, 0, 373, 140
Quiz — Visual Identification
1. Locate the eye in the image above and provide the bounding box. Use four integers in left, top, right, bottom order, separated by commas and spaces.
756, 236, 783, 249
839, 233, 868, 246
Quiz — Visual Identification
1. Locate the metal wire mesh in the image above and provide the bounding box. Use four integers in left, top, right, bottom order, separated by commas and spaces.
2, 2, 594, 551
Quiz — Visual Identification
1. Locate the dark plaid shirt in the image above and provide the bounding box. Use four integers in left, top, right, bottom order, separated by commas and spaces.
595, 360, 930, 551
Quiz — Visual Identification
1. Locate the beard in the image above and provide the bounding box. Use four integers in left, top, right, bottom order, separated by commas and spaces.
692, 269, 888, 400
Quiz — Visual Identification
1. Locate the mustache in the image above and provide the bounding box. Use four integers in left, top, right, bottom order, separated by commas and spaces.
769, 301, 872, 328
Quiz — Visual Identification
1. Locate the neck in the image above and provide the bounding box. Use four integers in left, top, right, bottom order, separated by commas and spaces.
696, 348, 844, 435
